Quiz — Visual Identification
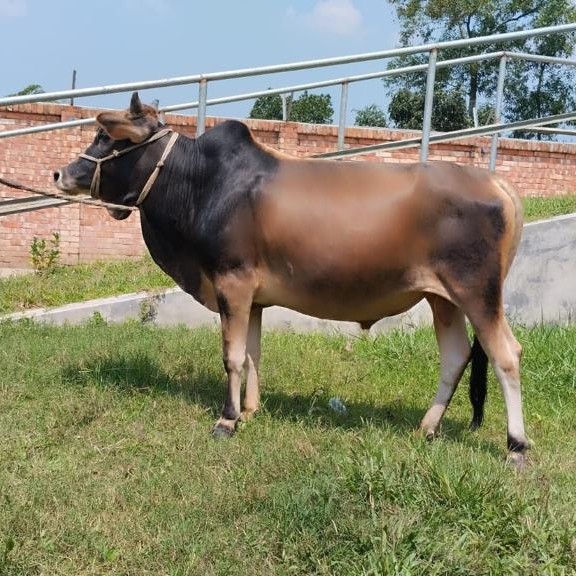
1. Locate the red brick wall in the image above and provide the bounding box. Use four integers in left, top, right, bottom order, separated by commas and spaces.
1, 102, 575, 268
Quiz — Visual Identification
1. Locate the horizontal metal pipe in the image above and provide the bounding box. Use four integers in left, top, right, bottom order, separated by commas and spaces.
527, 127, 576, 136
0, 117, 95, 139
0, 196, 69, 216
506, 51, 576, 67
0, 52, 507, 139
314, 110, 576, 159
314, 137, 422, 158
1, 23, 575, 107
3, 101, 574, 155
162, 52, 505, 113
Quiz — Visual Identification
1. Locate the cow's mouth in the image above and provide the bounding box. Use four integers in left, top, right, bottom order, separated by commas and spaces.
54, 169, 133, 220
107, 208, 132, 220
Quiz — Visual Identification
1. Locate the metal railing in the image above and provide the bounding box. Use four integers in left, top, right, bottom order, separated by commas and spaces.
1, 22, 576, 216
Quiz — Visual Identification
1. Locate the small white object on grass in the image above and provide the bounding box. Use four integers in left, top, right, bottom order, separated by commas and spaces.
328, 397, 347, 415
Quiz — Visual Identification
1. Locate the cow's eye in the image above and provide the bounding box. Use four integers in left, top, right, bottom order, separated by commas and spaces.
96, 129, 110, 144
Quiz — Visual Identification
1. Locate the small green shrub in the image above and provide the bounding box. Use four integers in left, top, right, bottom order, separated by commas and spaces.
30, 232, 61, 274
138, 293, 164, 324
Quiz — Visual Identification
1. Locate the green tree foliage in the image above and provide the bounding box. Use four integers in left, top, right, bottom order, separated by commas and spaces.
249, 91, 333, 124
8, 84, 45, 97
354, 104, 388, 127
249, 93, 283, 121
389, 89, 471, 132
386, 0, 576, 138
290, 92, 333, 124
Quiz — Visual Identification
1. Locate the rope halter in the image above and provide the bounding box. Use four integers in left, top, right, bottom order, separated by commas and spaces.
79, 128, 179, 206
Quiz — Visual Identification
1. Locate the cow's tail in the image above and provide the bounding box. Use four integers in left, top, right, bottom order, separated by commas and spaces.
469, 335, 488, 430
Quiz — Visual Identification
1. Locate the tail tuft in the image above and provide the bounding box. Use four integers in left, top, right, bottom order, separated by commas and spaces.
469, 335, 488, 430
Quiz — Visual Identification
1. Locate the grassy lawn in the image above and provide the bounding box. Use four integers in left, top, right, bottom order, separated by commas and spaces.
0, 256, 175, 315
1, 321, 575, 575
522, 195, 576, 222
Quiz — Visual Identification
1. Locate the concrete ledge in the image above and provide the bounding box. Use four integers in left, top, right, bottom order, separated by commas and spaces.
505, 213, 576, 324
0, 268, 32, 278
3, 214, 576, 332
2, 286, 434, 335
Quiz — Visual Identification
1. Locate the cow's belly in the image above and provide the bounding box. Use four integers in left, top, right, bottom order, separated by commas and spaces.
255, 270, 428, 323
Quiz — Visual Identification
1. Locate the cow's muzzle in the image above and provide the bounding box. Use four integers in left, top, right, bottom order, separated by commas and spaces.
53, 168, 87, 195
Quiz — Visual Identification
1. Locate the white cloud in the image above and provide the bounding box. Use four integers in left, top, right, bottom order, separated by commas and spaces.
0, 0, 26, 19
288, 0, 363, 36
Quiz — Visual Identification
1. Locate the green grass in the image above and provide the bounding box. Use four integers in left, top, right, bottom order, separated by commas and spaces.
0, 256, 175, 314
522, 195, 576, 222
1, 321, 575, 575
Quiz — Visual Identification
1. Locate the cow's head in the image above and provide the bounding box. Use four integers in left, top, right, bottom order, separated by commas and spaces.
54, 92, 161, 220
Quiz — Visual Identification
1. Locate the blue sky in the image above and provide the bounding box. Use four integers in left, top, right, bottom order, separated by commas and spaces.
1, 0, 400, 122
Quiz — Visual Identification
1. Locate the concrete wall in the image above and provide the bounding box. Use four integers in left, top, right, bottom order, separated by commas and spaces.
1, 102, 576, 267
505, 214, 576, 324
5, 214, 576, 331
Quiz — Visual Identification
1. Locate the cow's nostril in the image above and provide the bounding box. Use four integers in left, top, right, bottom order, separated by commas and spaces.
53, 171, 61, 182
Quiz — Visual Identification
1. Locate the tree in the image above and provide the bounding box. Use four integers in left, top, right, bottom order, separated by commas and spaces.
249, 93, 283, 121
249, 91, 333, 124
290, 92, 333, 124
8, 83, 45, 97
386, 0, 576, 138
389, 88, 472, 132
354, 104, 388, 127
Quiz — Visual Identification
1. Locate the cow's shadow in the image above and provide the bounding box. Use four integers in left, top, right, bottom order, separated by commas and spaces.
62, 352, 502, 457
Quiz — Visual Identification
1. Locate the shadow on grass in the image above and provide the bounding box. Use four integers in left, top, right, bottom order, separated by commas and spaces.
62, 352, 502, 457
63, 352, 224, 416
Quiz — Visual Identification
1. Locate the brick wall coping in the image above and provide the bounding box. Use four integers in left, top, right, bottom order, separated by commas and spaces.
2, 101, 575, 156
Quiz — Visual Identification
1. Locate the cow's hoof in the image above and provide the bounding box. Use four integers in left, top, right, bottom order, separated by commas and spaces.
506, 451, 529, 470
240, 409, 257, 423
469, 419, 482, 432
416, 426, 436, 442
212, 423, 235, 439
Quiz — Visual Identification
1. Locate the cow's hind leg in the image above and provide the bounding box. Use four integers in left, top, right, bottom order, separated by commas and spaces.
467, 311, 528, 466
420, 296, 471, 439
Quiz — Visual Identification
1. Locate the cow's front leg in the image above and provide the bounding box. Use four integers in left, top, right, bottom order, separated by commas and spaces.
212, 285, 253, 439
241, 305, 262, 422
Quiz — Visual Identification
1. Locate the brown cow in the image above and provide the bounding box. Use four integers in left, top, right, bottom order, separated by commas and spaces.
54, 93, 528, 465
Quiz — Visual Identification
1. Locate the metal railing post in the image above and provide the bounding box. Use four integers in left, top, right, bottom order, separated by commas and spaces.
489, 55, 507, 171
197, 78, 208, 136
338, 81, 349, 151
420, 48, 438, 162
70, 69, 77, 106
281, 93, 289, 121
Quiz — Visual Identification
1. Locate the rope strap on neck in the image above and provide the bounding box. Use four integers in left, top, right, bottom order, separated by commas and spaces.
135, 131, 179, 206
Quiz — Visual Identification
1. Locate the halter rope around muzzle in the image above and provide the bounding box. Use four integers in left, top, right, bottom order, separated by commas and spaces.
79, 128, 179, 206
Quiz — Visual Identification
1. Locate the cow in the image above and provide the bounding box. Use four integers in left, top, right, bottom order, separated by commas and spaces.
54, 92, 529, 465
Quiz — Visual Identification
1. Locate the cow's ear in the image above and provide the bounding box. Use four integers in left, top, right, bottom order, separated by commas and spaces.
96, 108, 159, 144
130, 92, 145, 116
95, 111, 150, 143
96, 92, 159, 143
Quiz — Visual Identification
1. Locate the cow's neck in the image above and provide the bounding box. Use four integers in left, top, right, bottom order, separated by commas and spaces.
137, 134, 210, 294
138, 135, 200, 227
